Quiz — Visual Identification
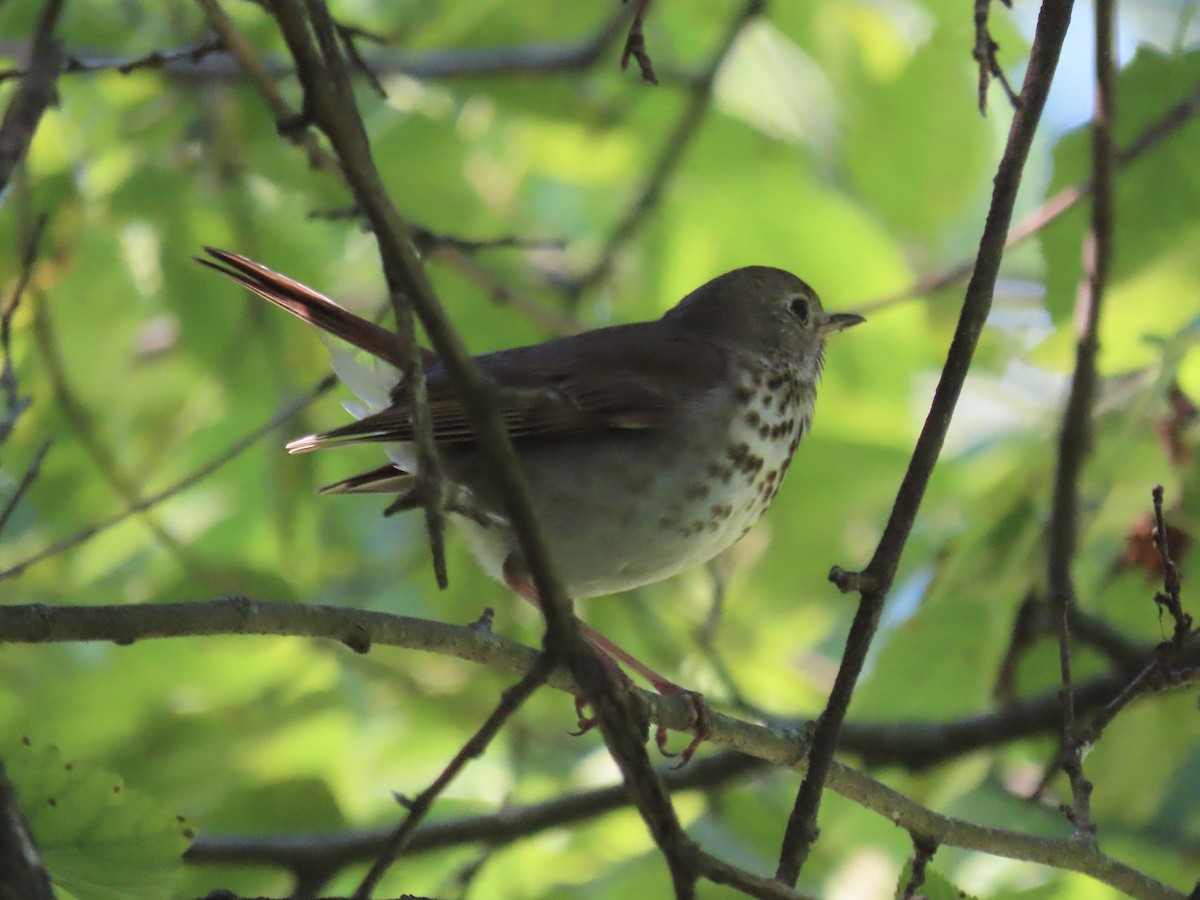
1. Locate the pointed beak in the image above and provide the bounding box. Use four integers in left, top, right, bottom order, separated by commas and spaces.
818, 312, 866, 336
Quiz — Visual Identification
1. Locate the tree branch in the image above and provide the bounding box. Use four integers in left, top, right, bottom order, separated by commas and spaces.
1043, 0, 1116, 841
0, 598, 1189, 899
0, 0, 64, 195
778, 0, 1080, 882
562, 0, 765, 302
262, 1, 700, 893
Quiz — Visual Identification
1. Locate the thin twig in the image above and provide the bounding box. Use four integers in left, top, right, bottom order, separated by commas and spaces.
621, 0, 658, 84
0, 38, 224, 83
0, 213, 47, 444
778, 0, 1081, 883
1151, 485, 1189, 641
900, 835, 938, 900
0, 440, 51, 538
563, 0, 765, 303
972, 0, 1020, 115
0, 8, 632, 84
0, 0, 64, 194
1043, 0, 1116, 842
352, 654, 555, 898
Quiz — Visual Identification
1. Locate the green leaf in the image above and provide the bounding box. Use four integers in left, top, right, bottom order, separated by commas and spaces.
6, 739, 189, 900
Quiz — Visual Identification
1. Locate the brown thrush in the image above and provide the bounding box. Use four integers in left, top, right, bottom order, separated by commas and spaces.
200, 248, 864, 761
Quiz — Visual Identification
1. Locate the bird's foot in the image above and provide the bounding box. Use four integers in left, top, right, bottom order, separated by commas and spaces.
653, 687, 714, 768
571, 695, 600, 736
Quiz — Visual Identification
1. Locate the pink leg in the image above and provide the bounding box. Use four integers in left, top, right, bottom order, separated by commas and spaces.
502, 555, 713, 765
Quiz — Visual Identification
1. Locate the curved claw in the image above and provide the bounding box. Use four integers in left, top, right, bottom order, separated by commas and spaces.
655, 690, 715, 767
570, 695, 601, 736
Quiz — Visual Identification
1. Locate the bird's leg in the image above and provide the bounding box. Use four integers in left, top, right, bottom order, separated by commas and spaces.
572, 621, 714, 765
502, 555, 713, 765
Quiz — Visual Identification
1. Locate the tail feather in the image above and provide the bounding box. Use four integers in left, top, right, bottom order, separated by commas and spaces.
198, 247, 434, 370
317, 463, 413, 495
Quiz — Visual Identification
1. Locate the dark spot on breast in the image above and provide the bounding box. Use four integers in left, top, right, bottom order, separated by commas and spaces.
735, 386, 754, 403
744, 410, 761, 427
684, 482, 710, 500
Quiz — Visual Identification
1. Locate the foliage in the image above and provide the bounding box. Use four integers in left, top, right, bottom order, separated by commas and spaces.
1, 0, 1198, 898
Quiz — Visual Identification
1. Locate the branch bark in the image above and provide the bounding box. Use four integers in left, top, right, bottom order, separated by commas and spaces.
777, 0, 1080, 883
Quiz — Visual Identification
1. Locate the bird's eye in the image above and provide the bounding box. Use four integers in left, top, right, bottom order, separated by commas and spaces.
788, 297, 810, 323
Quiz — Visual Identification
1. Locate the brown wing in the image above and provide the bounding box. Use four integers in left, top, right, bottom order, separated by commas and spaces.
199, 247, 728, 452
286, 323, 730, 452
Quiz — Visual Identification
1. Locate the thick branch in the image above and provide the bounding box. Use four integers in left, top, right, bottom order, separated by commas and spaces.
0, 598, 1190, 898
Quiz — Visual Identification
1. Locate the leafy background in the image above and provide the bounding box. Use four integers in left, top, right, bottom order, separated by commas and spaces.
1, 0, 1198, 897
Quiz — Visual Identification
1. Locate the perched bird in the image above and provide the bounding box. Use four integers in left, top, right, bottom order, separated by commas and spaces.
200, 248, 864, 761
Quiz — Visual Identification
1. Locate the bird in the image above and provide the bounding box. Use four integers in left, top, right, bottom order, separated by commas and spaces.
199, 247, 864, 762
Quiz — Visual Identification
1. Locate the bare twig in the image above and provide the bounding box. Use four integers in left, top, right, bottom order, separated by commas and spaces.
352, 654, 555, 898
972, 0, 1020, 114
565, 0, 765, 302
621, 0, 658, 84
1043, 0, 1116, 842
0, 0, 64, 194
0, 8, 631, 84
0, 440, 51, 538
334, 20, 387, 99
900, 835, 938, 900
1, 214, 47, 444
1151, 485, 1190, 641
0, 38, 224, 83
1060, 487, 1196, 753
778, 0, 1081, 882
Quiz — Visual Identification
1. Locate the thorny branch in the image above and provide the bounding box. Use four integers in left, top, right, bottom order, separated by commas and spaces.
777, 0, 1080, 884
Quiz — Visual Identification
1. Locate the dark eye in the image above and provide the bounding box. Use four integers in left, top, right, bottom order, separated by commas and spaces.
788, 297, 810, 323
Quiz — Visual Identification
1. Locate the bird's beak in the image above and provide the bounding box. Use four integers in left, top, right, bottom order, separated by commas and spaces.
818, 312, 866, 335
